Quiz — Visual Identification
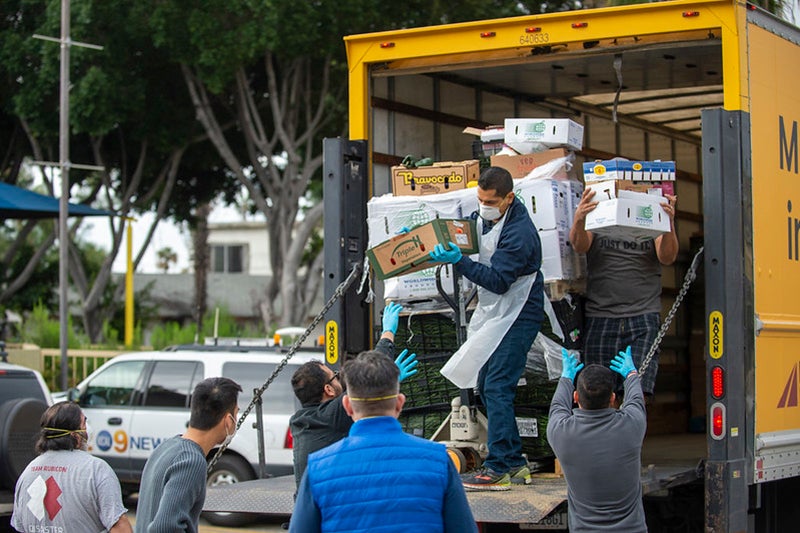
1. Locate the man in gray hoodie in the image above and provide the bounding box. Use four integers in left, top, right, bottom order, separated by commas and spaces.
547, 346, 647, 532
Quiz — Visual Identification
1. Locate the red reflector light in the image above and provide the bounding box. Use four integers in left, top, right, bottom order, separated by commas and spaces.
284, 428, 293, 449
683, 11, 700, 17
711, 366, 724, 399
712, 407, 723, 435
480, 31, 496, 38
710, 402, 726, 440
571, 22, 588, 28
525, 27, 542, 33
380, 42, 395, 48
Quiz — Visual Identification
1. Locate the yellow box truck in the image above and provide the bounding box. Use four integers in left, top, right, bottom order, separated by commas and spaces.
325, 0, 800, 530
204, 1, 800, 530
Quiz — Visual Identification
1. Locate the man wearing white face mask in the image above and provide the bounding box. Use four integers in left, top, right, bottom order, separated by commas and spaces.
431, 166, 544, 491
135, 377, 242, 533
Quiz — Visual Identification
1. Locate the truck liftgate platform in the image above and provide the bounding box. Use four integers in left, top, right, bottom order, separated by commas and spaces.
202, 434, 705, 526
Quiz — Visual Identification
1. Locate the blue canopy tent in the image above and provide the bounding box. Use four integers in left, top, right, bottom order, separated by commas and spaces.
0, 181, 113, 219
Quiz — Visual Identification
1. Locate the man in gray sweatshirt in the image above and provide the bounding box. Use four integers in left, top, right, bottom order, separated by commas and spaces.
135, 377, 242, 533
547, 346, 647, 532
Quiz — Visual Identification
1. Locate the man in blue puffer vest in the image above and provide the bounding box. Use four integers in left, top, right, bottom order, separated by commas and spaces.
290, 351, 477, 533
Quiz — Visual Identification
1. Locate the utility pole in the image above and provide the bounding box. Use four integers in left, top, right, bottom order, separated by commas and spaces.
33, 0, 102, 391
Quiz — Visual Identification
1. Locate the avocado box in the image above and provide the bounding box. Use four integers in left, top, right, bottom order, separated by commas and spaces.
367, 218, 478, 280
391, 160, 479, 196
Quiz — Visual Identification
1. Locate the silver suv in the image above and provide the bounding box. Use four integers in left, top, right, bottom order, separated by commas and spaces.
67, 344, 321, 527
0, 362, 53, 527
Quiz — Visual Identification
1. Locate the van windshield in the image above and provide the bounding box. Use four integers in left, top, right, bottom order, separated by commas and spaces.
222, 362, 301, 415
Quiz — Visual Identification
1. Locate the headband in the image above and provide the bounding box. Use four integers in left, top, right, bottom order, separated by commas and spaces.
42, 427, 87, 439
347, 394, 399, 402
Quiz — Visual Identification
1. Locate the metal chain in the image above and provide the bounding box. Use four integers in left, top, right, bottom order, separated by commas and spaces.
207, 262, 362, 473
639, 246, 704, 378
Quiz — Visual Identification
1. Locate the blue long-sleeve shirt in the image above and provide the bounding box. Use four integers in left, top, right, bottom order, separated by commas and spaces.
455, 197, 543, 324
547, 374, 647, 532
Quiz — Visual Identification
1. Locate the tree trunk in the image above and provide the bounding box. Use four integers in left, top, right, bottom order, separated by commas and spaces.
193, 203, 211, 338
182, 53, 339, 329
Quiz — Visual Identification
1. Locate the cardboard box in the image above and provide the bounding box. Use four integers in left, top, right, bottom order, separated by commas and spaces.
391, 160, 479, 196
565, 180, 584, 227
586, 179, 665, 201
383, 263, 473, 301
490, 148, 570, 179
583, 160, 676, 182
504, 118, 584, 153
367, 193, 463, 248
514, 178, 570, 232
367, 218, 478, 280
463, 125, 504, 142
586, 178, 674, 200
585, 192, 671, 241
539, 228, 575, 281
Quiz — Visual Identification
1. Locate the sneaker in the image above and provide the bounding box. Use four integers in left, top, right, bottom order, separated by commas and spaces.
461, 467, 511, 491
510, 464, 532, 485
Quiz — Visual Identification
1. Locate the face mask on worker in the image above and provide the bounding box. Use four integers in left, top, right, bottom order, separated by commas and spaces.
479, 203, 502, 221
221, 413, 237, 447
81, 421, 92, 451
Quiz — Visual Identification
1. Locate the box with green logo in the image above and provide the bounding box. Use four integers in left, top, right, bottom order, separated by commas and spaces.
367, 218, 478, 280
584, 191, 670, 242
504, 118, 584, 152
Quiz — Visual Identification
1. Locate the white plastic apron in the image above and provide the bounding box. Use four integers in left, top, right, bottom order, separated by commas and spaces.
440, 215, 537, 389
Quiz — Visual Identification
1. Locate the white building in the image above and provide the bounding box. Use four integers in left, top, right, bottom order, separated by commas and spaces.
207, 221, 272, 276
128, 221, 272, 325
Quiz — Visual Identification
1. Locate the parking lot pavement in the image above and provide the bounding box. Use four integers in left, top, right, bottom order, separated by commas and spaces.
127, 512, 288, 532
126, 492, 288, 533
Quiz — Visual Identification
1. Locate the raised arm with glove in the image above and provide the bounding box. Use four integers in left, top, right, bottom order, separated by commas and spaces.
609, 346, 637, 379
560, 348, 584, 383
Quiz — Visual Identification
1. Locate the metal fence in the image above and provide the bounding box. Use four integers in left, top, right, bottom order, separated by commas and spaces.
40, 349, 123, 392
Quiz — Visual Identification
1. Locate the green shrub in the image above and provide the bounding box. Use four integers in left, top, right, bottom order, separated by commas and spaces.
22, 301, 83, 348
150, 321, 198, 350
148, 307, 267, 350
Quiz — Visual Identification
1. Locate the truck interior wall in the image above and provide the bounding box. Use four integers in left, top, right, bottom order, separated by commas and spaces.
368, 70, 708, 439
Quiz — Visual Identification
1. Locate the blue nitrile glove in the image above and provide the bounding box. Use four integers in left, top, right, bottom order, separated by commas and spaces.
610, 345, 637, 378
396, 226, 411, 234
382, 301, 402, 334
429, 242, 462, 264
560, 348, 584, 382
395, 349, 418, 382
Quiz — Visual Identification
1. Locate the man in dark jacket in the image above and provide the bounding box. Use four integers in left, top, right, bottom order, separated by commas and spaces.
289, 301, 417, 488
547, 347, 647, 532
290, 351, 477, 533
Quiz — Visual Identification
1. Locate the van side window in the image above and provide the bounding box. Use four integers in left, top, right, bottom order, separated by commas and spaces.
81, 361, 147, 407
222, 362, 300, 414
143, 361, 203, 408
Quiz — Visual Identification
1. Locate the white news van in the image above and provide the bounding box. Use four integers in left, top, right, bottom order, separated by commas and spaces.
67, 343, 321, 526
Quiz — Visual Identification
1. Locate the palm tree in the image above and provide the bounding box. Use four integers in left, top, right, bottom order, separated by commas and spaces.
156, 247, 178, 274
